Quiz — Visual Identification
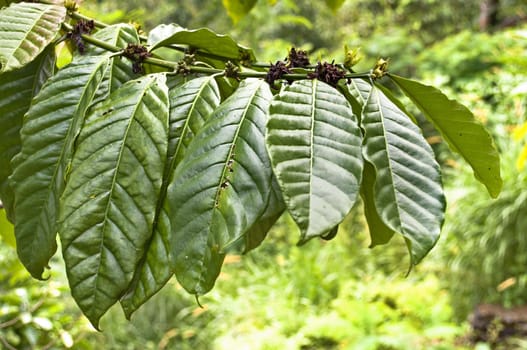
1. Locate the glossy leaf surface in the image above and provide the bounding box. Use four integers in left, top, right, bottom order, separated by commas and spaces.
267, 80, 363, 242
0, 2, 65, 73
10, 54, 111, 279
59, 74, 169, 328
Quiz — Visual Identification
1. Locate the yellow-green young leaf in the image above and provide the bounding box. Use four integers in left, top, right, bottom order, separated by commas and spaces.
168, 79, 273, 295
325, 0, 346, 12
120, 75, 221, 318
390, 74, 502, 198
0, 2, 66, 73
0, 208, 15, 248
0, 46, 55, 222
59, 74, 169, 329
222, 0, 257, 23
10, 54, 111, 279
266, 80, 363, 243
362, 86, 445, 264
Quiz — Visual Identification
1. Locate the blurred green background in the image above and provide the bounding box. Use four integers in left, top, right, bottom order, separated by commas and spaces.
1, 0, 527, 349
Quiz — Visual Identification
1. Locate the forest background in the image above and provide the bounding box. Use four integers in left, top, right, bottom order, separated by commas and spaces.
1, 0, 526, 349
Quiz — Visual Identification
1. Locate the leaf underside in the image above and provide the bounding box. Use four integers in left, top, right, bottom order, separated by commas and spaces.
266, 80, 363, 242
168, 78, 273, 295
120, 75, 221, 318
59, 74, 169, 328
362, 86, 445, 264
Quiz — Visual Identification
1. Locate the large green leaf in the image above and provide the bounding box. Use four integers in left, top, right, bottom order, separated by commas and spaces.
362, 86, 445, 264
148, 24, 256, 64
10, 54, 111, 279
343, 79, 396, 246
0, 46, 55, 222
0, 2, 65, 73
390, 74, 502, 198
168, 78, 273, 295
266, 80, 363, 242
120, 75, 221, 317
222, 0, 257, 23
59, 74, 169, 328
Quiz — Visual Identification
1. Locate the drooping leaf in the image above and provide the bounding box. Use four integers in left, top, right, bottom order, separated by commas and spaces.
390, 74, 502, 197
59, 74, 169, 328
362, 86, 445, 264
9, 54, 111, 279
361, 162, 395, 247
168, 78, 273, 295
148, 24, 256, 65
341, 80, 396, 246
266, 80, 363, 243
222, 0, 257, 23
0, 46, 55, 222
121, 75, 221, 317
0, 2, 66, 73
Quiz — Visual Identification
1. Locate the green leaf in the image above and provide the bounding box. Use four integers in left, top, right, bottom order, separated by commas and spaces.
361, 162, 395, 247
324, 0, 345, 12
120, 75, 221, 317
10, 54, 111, 279
0, 46, 55, 222
362, 86, 445, 264
340, 80, 396, 246
86, 24, 140, 99
229, 175, 285, 254
0, 208, 15, 248
148, 24, 256, 64
0, 2, 66, 73
168, 79, 273, 295
266, 80, 363, 242
59, 74, 169, 328
222, 0, 257, 23
390, 74, 502, 198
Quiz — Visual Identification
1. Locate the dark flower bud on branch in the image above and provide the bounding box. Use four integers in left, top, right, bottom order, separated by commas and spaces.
67, 19, 95, 54
286, 48, 310, 68
122, 44, 152, 74
307, 61, 346, 87
224, 61, 240, 80
265, 61, 291, 89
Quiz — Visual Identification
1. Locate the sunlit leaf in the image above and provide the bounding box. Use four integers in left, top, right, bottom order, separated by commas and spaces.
222, 0, 258, 23
59, 74, 169, 328
390, 74, 502, 198
0, 2, 65, 73
168, 79, 273, 295
266, 80, 363, 242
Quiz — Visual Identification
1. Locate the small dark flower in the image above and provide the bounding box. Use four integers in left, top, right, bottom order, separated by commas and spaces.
122, 44, 152, 74
286, 48, 310, 68
307, 61, 346, 87
265, 61, 291, 89
67, 20, 95, 54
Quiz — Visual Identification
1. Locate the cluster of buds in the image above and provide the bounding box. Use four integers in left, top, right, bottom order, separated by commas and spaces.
122, 44, 151, 74
265, 61, 291, 89
307, 61, 346, 87
286, 48, 310, 68
67, 19, 95, 54
372, 58, 389, 79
